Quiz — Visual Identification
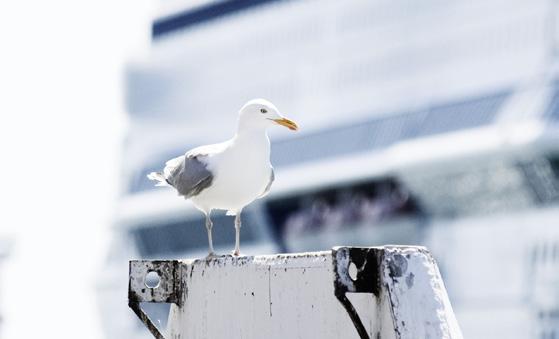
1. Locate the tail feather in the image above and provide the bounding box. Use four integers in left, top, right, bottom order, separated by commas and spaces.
147, 172, 169, 187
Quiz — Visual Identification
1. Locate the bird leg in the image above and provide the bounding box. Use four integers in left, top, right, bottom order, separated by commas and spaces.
205, 213, 215, 257
233, 213, 241, 256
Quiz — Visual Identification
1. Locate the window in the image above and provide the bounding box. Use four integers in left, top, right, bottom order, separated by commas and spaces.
265, 177, 421, 242
271, 91, 509, 167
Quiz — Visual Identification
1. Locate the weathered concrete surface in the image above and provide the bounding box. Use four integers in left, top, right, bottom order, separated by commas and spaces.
130, 246, 462, 339
381, 247, 463, 339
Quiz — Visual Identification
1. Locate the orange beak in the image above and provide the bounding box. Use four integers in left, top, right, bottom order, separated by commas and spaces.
273, 117, 299, 131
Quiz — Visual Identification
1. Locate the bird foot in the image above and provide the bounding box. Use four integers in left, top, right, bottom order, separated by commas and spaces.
205, 251, 218, 259
231, 249, 241, 257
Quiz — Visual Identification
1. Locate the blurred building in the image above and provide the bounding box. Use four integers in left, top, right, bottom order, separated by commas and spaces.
98, 0, 559, 338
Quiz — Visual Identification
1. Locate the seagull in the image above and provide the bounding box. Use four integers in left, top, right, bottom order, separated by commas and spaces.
147, 99, 298, 256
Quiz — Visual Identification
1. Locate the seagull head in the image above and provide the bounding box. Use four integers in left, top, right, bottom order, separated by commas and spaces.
237, 98, 298, 132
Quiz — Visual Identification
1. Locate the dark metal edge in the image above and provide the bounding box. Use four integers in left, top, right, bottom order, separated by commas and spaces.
332, 247, 383, 339
128, 260, 185, 339
129, 300, 168, 339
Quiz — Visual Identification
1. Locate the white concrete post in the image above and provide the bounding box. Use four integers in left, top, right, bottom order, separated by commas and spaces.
129, 246, 463, 339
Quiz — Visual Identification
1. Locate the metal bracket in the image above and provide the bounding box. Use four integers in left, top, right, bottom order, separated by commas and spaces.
128, 260, 184, 339
332, 247, 382, 339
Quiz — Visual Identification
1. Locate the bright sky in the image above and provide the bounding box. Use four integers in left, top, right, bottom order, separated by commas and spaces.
0, 0, 152, 338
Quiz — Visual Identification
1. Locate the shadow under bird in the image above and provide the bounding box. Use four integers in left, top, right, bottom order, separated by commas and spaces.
148, 99, 298, 256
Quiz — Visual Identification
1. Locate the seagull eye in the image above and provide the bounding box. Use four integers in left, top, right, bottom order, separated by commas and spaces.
260, 108, 267, 114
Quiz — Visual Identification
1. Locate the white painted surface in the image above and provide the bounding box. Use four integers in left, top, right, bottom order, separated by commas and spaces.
167, 252, 373, 338
164, 248, 462, 339
381, 247, 463, 339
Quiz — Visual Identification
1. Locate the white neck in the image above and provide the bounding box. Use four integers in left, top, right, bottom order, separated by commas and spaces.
234, 128, 269, 142
232, 128, 270, 158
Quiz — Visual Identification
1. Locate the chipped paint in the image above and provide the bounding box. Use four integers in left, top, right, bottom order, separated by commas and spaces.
382, 247, 463, 339
129, 247, 462, 339
128, 260, 184, 339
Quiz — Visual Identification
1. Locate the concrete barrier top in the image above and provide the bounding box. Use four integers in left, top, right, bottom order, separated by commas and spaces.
129, 246, 463, 339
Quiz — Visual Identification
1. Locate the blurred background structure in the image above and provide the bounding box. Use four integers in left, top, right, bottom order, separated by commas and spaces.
98, 0, 559, 339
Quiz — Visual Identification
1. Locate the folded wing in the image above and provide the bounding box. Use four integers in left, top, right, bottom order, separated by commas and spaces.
148, 151, 214, 198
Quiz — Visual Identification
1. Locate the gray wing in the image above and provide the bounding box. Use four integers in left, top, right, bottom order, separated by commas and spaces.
165, 153, 214, 198
259, 167, 275, 198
